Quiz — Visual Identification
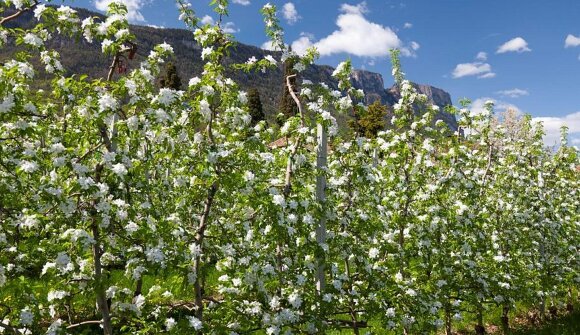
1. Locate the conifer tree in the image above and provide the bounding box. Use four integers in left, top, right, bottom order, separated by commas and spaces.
247, 88, 265, 126
159, 61, 182, 90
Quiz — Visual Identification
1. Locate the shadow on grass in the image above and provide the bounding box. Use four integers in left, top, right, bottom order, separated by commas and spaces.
512, 309, 580, 335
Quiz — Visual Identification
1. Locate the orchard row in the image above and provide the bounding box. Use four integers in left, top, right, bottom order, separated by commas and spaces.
0, 1, 578, 334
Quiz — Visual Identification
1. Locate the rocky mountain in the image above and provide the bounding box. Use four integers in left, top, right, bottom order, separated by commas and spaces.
1, 6, 457, 131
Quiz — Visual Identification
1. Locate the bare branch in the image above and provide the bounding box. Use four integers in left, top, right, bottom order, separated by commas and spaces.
0, 0, 39, 27
283, 137, 301, 197
0, 321, 19, 335
282, 73, 307, 196
285, 74, 304, 127
480, 144, 494, 191
66, 320, 102, 330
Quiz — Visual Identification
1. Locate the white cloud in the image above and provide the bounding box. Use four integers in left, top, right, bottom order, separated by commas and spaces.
282, 2, 300, 25
470, 98, 522, 116
452, 62, 495, 79
200, 15, 214, 25
410, 41, 420, 51
341, 2, 369, 14
476, 51, 487, 61
308, 2, 409, 58
222, 22, 239, 34
478, 72, 496, 79
261, 41, 275, 50
496, 88, 529, 98
199, 15, 238, 33
471, 99, 580, 146
291, 33, 314, 55
564, 34, 580, 48
232, 0, 251, 5
533, 111, 580, 146
95, 0, 146, 22
403, 22, 412, 29
497, 37, 531, 54
261, 40, 287, 51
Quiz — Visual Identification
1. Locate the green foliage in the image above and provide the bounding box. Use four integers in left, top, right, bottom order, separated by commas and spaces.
352, 100, 387, 138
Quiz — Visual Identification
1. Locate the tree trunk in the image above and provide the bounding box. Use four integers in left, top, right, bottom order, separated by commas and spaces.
92, 222, 113, 335
445, 303, 452, 335
475, 302, 485, 335
501, 304, 510, 334
194, 182, 218, 334
539, 295, 546, 321
315, 123, 327, 294
134, 278, 143, 297
566, 288, 574, 312
344, 258, 359, 335
92, 164, 113, 335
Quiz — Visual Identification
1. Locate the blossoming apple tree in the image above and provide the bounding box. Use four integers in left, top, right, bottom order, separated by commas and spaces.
0, 1, 578, 334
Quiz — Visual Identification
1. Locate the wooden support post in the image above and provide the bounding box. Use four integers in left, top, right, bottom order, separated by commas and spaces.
315, 122, 327, 293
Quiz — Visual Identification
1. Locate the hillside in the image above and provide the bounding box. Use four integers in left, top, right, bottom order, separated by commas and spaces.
1, 6, 458, 130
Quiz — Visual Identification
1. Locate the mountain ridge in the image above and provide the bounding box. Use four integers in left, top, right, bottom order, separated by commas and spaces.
1, 6, 457, 131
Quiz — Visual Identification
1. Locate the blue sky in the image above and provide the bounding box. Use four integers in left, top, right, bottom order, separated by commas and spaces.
69, 0, 579, 146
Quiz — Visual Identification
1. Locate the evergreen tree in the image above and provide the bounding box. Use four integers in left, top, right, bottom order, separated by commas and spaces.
278, 54, 299, 125
159, 62, 182, 90
356, 100, 387, 138
247, 88, 265, 126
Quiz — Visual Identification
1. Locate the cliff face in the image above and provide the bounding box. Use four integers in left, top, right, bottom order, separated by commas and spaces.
385, 82, 458, 131
351, 70, 389, 104
1, 6, 457, 131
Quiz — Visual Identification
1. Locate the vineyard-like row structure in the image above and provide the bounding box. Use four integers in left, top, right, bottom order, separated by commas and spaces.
0, 1, 578, 334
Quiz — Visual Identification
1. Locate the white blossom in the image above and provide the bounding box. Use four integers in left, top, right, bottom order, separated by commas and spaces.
0, 94, 15, 113
189, 77, 201, 87
272, 194, 286, 208
19, 161, 38, 173
19, 307, 34, 326
47, 290, 68, 301
111, 163, 128, 177
0, 265, 5, 287
264, 55, 277, 65
23, 33, 43, 47
165, 318, 176, 330
46, 319, 63, 335
33, 4, 47, 19
368, 247, 380, 259
201, 47, 213, 60
199, 99, 211, 121
187, 316, 203, 330
98, 93, 118, 112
